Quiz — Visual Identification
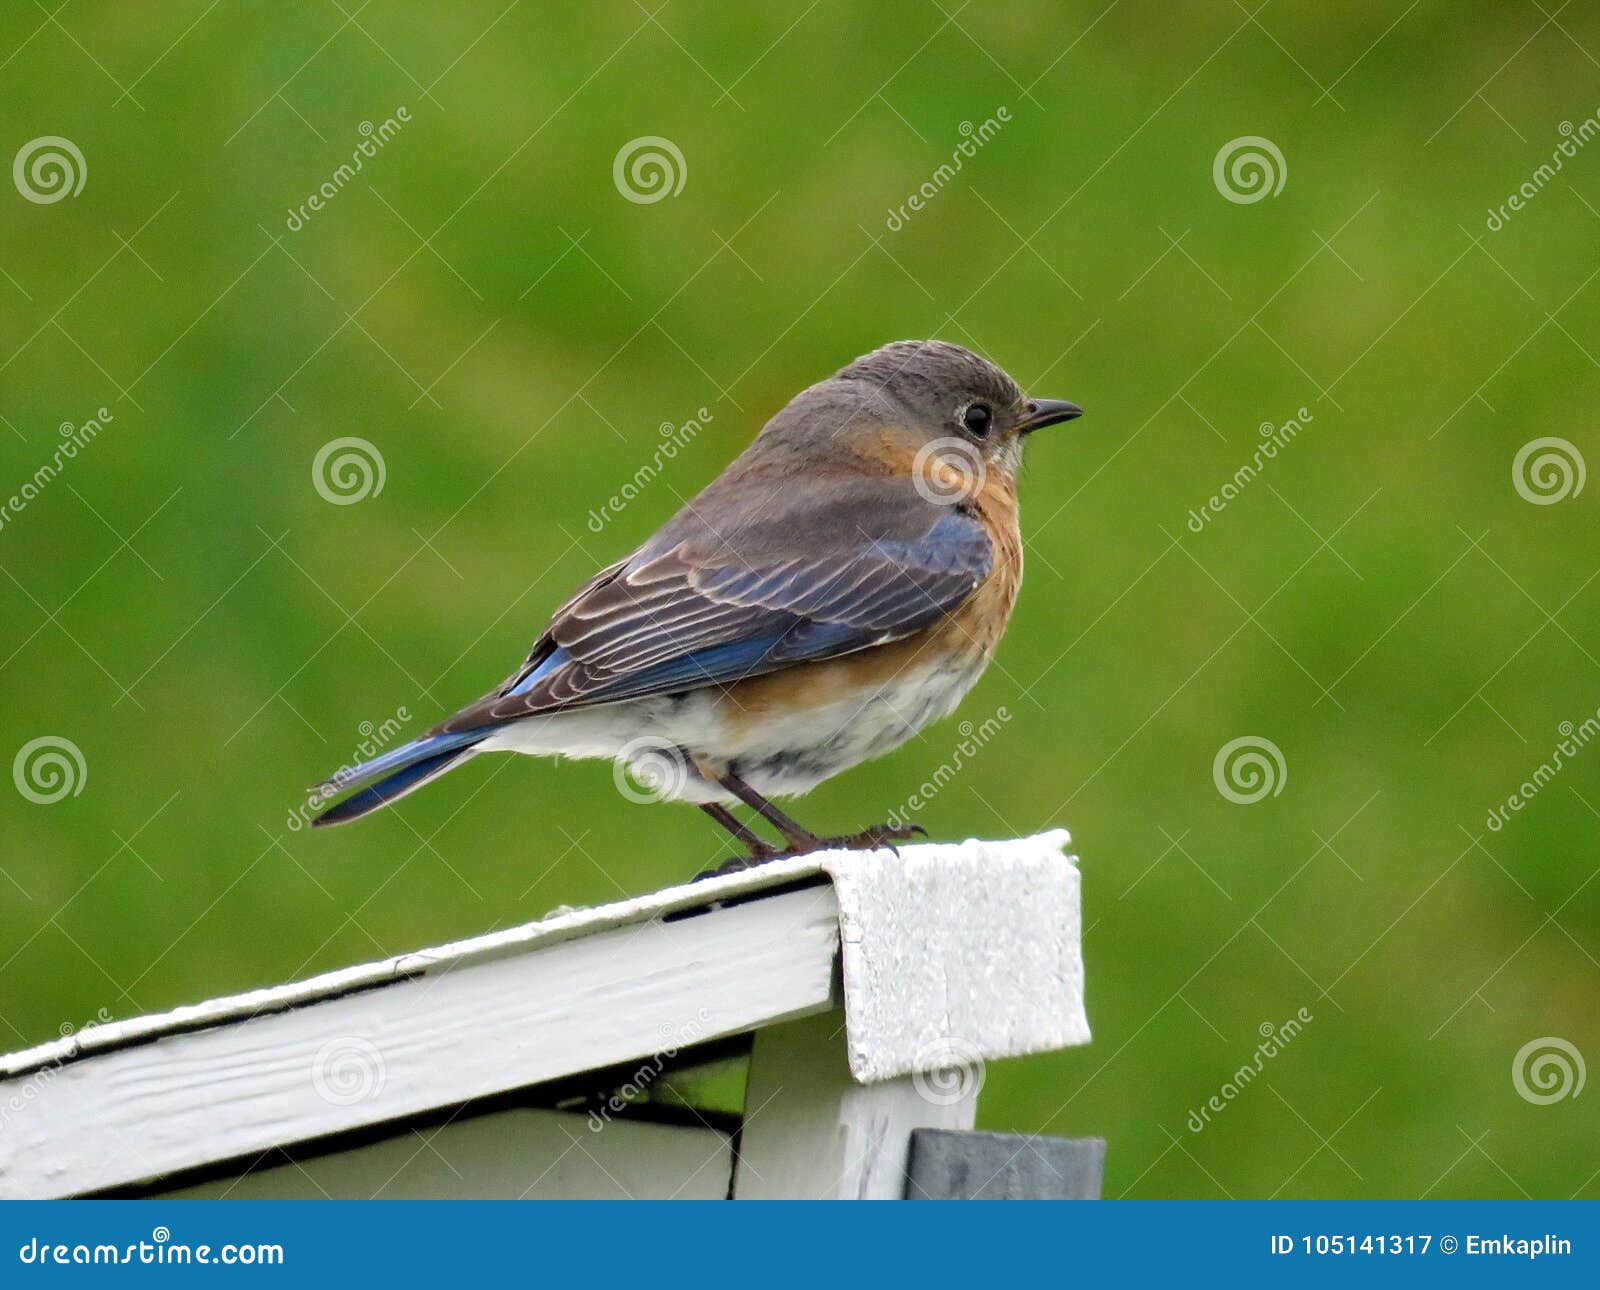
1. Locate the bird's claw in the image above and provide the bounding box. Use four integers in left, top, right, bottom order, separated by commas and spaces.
818, 821, 927, 854
690, 822, 926, 880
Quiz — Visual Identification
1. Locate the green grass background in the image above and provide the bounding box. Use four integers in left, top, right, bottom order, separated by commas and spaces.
2, 1, 1597, 1197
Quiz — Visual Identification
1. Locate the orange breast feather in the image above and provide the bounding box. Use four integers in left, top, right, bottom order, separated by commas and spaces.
718, 463, 1022, 730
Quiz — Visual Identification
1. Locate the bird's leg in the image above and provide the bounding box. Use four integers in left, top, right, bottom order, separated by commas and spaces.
696, 767, 925, 870
697, 802, 776, 859
715, 771, 822, 854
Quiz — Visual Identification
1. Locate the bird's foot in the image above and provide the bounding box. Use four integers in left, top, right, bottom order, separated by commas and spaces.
816, 821, 927, 854
690, 823, 926, 881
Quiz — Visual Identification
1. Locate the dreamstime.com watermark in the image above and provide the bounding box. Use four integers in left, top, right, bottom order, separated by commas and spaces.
1, 1008, 114, 1132
885, 707, 1012, 830
310, 1036, 386, 1107
1213, 735, 1287, 804
0, 408, 115, 535
1484, 706, 1600, 833
312, 436, 386, 505
612, 736, 690, 804
1512, 1036, 1585, 1105
1187, 1007, 1313, 1132
884, 107, 1011, 232
586, 408, 713, 532
912, 1036, 986, 1106
12, 135, 85, 204
1212, 135, 1286, 204
1185, 407, 1313, 532
612, 136, 686, 204
1512, 436, 1585, 505
12, 735, 86, 805
911, 436, 986, 506
587, 1010, 713, 1130
286, 706, 412, 831
284, 107, 411, 231
18, 1229, 283, 1267
1485, 108, 1600, 231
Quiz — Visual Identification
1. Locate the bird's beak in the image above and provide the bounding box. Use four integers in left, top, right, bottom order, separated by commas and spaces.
1016, 397, 1084, 434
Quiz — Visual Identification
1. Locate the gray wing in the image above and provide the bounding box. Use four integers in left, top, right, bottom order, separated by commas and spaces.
434, 474, 992, 733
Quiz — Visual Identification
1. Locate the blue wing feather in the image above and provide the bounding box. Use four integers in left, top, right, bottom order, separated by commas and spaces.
311, 743, 475, 827
577, 620, 867, 702
436, 501, 993, 732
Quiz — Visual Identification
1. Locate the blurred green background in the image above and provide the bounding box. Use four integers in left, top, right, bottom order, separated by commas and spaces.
2, 1, 1597, 1198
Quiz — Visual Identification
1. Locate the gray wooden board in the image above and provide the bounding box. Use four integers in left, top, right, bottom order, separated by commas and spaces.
904, 1129, 1106, 1199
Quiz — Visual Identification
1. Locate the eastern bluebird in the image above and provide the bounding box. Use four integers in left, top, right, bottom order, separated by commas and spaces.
312, 340, 1082, 865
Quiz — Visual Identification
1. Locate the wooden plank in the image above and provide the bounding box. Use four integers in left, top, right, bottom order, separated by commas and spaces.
0, 885, 839, 1199
731, 1011, 977, 1199
157, 1108, 734, 1200
904, 1130, 1106, 1199
0, 832, 1083, 1092
1, 864, 841, 1081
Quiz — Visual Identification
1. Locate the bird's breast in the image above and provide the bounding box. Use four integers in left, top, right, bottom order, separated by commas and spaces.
952, 469, 1024, 655
708, 485, 1022, 752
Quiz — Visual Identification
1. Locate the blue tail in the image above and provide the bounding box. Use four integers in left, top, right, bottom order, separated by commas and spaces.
310, 730, 485, 828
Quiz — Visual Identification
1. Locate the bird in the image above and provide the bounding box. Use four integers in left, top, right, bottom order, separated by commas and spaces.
310, 339, 1082, 868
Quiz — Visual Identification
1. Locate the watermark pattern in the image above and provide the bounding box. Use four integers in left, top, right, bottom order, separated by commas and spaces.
586, 407, 713, 532
0, 408, 115, 535
885, 707, 1012, 830
911, 436, 986, 505
13, 736, 86, 804
1185, 407, 1313, 532
612, 136, 686, 204
612, 735, 690, 803
1512, 436, 1585, 505
1, 1008, 114, 1132
12, 136, 86, 204
1212, 135, 1286, 204
1512, 1036, 1585, 1105
1187, 1008, 1314, 1131
312, 436, 386, 505
310, 1036, 387, 1106
1485, 708, 1600, 832
884, 107, 1011, 231
58, 1006, 116, 1039
286, 706, 412, 831
18, 1230, 283, 1267
1213, 735, 1286, 804
285, 107, 411, 231
586, 1010, 712, 1132
1486, 109, 1600, 231
911, 1035, 986, 1106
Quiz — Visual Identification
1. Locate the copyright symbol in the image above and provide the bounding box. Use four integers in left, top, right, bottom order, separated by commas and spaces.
1440, 1235, 1458, 1254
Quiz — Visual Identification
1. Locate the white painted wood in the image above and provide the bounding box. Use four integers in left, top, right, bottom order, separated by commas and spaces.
0, 885, 839, 1199
732, 1010, 977, 1199
0, 832, 1087, 1201
828, 831, 1088, 1081
1, 857, 845, 1080
158, 1108, 733, 1200
0, 832, 1083, 1091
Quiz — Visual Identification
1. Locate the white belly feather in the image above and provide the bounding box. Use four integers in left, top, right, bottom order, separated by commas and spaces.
477, 657, 988, 804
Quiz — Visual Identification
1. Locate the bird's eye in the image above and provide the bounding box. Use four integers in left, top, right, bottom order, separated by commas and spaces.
962, 403, 992, 437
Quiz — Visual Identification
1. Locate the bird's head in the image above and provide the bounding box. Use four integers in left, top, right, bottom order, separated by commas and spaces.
779, 340, 1082, 494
